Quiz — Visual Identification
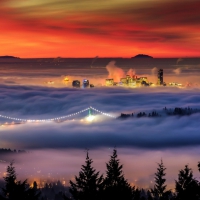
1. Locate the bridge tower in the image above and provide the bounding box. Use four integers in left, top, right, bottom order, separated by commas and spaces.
89, 107, 92, 116
86, 107, 95, 122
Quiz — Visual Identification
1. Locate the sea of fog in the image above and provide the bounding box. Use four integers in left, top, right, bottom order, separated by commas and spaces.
0, 58, 200, 189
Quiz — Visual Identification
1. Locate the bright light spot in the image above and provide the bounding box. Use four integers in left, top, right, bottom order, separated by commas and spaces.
86, 115, 95, 122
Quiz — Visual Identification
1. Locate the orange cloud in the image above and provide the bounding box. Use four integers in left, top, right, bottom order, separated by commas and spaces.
0, 0, 200, 58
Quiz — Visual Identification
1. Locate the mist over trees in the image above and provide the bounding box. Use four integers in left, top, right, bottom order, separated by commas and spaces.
0, 162, 40, 200
1, 150, 200, 200
64, 150, 200, 200
119, 107, 200, 119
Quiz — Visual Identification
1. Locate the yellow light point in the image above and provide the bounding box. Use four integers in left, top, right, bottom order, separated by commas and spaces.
64, 77, 69, 81
86, 115, 95, 122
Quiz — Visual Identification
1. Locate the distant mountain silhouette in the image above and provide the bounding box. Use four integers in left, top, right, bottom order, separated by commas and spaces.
0, 56, 20, 59
131, 54, 153, 58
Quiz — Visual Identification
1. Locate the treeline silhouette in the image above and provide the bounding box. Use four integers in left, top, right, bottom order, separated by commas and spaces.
0, 148, 26, 154
1, 150, 200, 200
119, 107, 200, 119
164, 107, 199, 116
40, 182, 70, 200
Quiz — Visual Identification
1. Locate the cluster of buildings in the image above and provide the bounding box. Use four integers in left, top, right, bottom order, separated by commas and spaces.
105, 69, 181, 87
105, 75, 150, 87
105, 69, 163, 87
72, 79, 94, 88
156, 69, 182, 87
67, 69, 182, 88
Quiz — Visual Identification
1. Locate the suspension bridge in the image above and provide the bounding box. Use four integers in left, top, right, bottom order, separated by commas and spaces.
0, 106, 116, 125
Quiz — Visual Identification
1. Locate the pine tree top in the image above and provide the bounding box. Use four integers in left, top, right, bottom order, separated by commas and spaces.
3, 161, 17, 184
105, 149, 129, 187
175, 164, 199, 200
175, 165, 197, 190
69, 152, 103, 200
151, 159, 170, 199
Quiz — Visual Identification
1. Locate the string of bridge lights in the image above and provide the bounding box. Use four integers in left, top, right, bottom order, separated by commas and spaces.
90, 107, 116, 118
0, 106, 116, 123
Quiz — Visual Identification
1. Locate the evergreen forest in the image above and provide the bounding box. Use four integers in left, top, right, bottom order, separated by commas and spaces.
0, 149, 200, 200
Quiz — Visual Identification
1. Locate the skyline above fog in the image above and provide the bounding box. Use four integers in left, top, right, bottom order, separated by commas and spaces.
0, 58, 200, 88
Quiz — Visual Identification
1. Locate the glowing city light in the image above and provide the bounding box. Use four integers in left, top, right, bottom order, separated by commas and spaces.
86, 115, 95, 122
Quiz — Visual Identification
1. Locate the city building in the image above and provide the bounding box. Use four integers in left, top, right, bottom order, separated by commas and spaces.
44, 81, 54, 84
83, 79, 89, 88
157, 69, 163, 85
120, 78, 127, 85
169, 82, 182, 87
107, 75, 149, 87
72, 80, 80, 88
105, 79, 114, 86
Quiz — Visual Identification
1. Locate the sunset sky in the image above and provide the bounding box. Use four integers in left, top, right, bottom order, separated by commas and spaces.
1, 0, 200, 58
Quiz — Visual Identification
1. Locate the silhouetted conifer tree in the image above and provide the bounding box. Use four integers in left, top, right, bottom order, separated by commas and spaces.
175, 165, 199, 200
103, 149, 133, 200
132, 188, 146, 200
147, 190, 154, 200
0, 162, 40, 200
150, 160, 171, 200
68, 152, 103, 200
28, 181, 41, 200
197, 162, 200, 173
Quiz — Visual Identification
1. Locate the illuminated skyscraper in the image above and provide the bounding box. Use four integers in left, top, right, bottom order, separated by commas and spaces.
157, 69, 163, 85
83, 79, 89, 88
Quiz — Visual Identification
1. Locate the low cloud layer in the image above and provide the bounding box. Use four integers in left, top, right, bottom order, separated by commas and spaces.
1, 115, 200, 150
0, 84, 200, 150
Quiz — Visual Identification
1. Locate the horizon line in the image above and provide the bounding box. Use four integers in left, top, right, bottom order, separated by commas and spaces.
1, 56, 200, 59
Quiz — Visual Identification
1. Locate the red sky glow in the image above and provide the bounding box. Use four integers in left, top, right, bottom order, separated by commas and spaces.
1, 0, 200, 58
